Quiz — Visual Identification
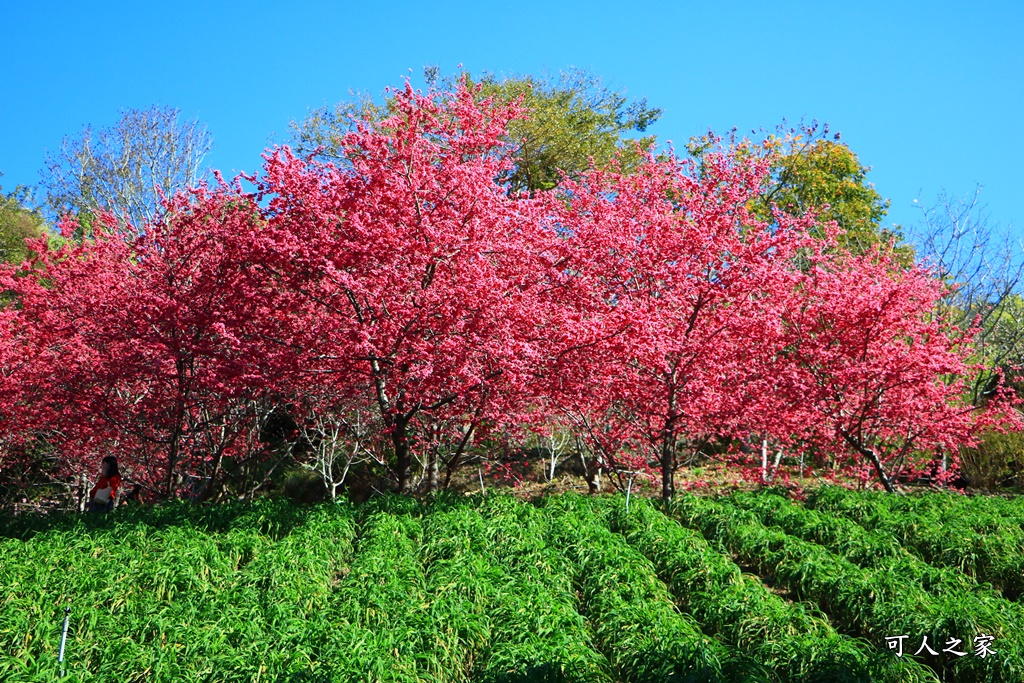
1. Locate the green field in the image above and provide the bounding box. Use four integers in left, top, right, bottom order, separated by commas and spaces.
2, 489, 1023, 682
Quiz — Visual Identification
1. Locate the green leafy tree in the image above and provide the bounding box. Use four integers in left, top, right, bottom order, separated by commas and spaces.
0, 177, 46, 266
689, 123, 913, 262
290, 67, 662, 194
476, 69, 661, 193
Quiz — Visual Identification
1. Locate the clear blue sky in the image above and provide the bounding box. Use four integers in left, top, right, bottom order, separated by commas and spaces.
2, 0, 1021, 239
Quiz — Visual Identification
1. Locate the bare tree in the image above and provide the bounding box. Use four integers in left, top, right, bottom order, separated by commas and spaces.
531, 422, 573, 482
39, 105, 211, 236
297, 407, 384, 500
909, 187, 1024, 404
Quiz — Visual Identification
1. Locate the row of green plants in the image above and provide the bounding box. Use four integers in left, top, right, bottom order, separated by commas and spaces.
725, 490, 1024, 671
601, 495, 932, 682
820, 487, 1024, 532
325, 503, 469, 681
466, 495, 613, 682
670, 494, 1024, 682
536, 494, 766, 682
807, 486, 1024, 599
0, 495, 620, 682
730, 491, 991, 597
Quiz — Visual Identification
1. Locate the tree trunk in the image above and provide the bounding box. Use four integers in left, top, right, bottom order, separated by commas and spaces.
761, 440, 768, 484
427, 446, 439, 494
584, 455, 602, 494
442, 422, 476, 489
661, 425, 677, 503
195, 451, 225, 503
393, 416, 412, 493
841, 431, 896, 493
166, 357, 188, 500
166, 426, 181, 500
865, 447, 896, 493
240, 462, 251, 501
77, 471, 88, 512
768, 448, 783, 483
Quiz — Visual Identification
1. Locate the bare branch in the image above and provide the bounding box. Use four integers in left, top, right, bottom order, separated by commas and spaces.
909, 187, 1024, 402
39, 105, 212, 237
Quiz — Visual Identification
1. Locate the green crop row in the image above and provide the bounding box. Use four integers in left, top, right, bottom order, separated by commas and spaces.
605, 495, 928, 683
419, 502, 500, 680
1, 496, 612, 683
0, 499, 359, 682
323, 504, 444, 681
254, 494, 619, 683
470, 495, 613, 683
538, 493, 770, 682
822, 488, 1024, 533
808, 486, 1024, 600
239, 501, 358, 679
5, 491, 1022, 682
729, 490, 990, 597
0, 496, 311, 543
671, 494, 1024, 683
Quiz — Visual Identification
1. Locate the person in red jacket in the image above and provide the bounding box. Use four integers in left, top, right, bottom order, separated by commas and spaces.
87, 456, 121, 513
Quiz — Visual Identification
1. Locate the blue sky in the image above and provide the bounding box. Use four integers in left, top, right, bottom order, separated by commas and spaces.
2, 1, 1021, 240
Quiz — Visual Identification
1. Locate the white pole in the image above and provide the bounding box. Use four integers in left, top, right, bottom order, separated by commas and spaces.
769, 449, 783, 483
58, 604, 71, 678
761, 440, 768, 484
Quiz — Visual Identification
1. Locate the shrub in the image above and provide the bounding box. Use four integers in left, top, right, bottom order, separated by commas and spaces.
278, 467, 327, 504
959, 429, 1024, 491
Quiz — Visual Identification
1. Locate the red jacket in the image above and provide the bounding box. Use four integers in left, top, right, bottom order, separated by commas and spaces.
90, 474, 121, 502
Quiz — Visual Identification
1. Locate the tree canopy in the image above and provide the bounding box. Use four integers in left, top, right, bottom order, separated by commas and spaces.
2, 80, 1010, 502
0, 178, 46, 266
689, 124, 913, 263
4, 74, 1019, 504
290, 67, 662, 194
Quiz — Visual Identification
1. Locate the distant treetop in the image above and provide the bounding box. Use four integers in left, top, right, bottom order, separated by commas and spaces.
290, 66, 662, 195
